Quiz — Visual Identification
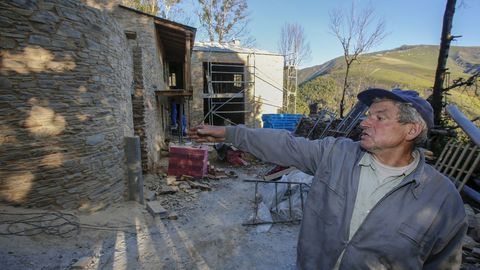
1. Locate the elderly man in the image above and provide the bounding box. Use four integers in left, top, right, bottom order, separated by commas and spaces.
189, 88, 467, 270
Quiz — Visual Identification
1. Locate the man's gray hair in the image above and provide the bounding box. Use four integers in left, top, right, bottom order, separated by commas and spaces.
372, 97, 428, 145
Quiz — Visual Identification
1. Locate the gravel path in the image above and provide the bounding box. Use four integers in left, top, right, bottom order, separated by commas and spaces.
0, 166, 299, 270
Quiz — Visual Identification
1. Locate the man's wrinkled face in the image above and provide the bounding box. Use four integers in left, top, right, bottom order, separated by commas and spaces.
359, 100, 411, 153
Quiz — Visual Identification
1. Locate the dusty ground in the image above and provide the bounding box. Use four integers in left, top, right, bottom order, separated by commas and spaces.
2, 146, 479, 270
0, 161, 299, 270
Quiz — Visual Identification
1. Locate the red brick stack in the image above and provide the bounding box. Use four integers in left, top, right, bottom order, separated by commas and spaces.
167, 146, 208, 179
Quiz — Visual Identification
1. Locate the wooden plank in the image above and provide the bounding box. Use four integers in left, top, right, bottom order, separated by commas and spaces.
458, 145, 480, 191
445, 143, 463, 177
435, 138, 455, 173
448, 143, 470, 178
263, 167, 296, 181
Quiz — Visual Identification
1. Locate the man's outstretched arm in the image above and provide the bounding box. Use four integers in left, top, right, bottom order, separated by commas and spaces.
189, 125, 337, 175
188, 125, 226, 143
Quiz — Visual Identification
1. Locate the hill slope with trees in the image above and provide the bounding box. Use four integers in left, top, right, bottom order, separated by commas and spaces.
297, 45, 480, 119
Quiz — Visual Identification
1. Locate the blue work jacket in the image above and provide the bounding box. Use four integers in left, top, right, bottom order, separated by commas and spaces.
226, 126, 467, 270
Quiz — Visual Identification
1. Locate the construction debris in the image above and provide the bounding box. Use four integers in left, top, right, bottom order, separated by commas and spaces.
178, 182, 191, 191
167, 212, 179, 220
179, 175, 195, 181
215, 143, 249, 166
166, 175, 177, 185
167, 146, 208, 178
227, 147, 249, 166
188, 181, 213, 191
71, 256, 94, 269
207, 164, 237, 179
244, 170, 313, 230
145, 190, 156, 201
146, 201, 169, 218
141, 166, 238, 220
462, 203, 480, 266
263, 166, 296, 181
157, 185, 178, 195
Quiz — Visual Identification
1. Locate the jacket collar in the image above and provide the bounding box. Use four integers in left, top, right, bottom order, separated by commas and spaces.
357, 147, 427, 199
402, 149, 428, 199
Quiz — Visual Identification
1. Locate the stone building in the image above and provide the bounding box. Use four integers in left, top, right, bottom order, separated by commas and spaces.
112, 5, 195, 171
191, 42, 285, 128
0, 0, 195, 211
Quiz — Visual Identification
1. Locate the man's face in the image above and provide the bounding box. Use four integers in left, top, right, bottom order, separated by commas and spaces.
359, 100, 411, 153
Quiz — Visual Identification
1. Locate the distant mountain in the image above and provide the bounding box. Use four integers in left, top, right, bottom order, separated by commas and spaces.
299, 45, 480, 88
297, 45, 480, 118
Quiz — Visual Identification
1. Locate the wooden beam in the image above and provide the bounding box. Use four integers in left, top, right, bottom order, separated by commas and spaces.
155, 90, 193, 97
263, 167, 296, 181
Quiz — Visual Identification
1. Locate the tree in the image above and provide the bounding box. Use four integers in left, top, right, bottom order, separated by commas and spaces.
122, 0, 159, 15
431, 0, 458, 126
329, 2, 386, 117
159, 0, 182, 19
195, 0, 252, 44
122, 0, 184, 20
297, 77, 340, 115
278, 23, 312, 67
278, 23, 312, 113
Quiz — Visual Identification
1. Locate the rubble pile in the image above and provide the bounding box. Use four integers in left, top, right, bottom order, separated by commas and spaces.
294, 116, 335, 139
462, 203, 480, 269
143, 165, 239, 217
214, 143, 250, 166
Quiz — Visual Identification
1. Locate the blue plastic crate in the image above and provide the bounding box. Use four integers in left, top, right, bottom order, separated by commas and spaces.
262, 114, 303, 131
262, 114, 303, 121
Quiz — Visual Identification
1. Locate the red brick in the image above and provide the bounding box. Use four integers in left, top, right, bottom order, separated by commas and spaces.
167, 146, 208, 178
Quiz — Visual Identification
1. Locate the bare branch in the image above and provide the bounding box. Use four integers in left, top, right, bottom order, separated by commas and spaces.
196, 0, 252, 43
442, 72, 480, 92
329, 1, 387, 117
277, 22, 312, 67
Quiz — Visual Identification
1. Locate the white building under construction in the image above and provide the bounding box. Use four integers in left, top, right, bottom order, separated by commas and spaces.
190, 41, 286, 128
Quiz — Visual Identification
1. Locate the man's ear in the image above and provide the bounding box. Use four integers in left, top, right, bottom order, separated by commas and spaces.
405, 123, 423, 141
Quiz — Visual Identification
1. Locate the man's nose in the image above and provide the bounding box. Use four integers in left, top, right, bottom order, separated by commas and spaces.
360, 117, 370, 129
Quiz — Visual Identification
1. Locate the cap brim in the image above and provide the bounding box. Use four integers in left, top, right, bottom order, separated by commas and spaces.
357, 88, 408, 106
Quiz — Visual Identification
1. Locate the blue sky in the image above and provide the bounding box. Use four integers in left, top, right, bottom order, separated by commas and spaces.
243, 0, 480, 68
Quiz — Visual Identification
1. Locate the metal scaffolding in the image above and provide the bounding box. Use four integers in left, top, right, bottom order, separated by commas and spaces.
283, 65, 298, 114
198, 44, 290, 127
202, 53, 257, 126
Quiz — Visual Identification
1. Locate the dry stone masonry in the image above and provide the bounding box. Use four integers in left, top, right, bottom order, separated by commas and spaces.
111, 6, 171, 172
0, 0, 134, 211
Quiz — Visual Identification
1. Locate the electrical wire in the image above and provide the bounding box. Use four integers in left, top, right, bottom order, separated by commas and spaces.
254, 67, 286, 92
0, 212, 139, 238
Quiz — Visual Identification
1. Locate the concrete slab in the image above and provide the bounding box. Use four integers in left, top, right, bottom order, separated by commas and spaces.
146, 201, 168, 218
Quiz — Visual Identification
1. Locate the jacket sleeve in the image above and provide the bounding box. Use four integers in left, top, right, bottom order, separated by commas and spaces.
423, 217, 467, 270
225, 126, 339, 175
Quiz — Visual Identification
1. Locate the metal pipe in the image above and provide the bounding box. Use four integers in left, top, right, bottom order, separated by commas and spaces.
243, 179, 311, 186
253, 182, 259, 223
275, 183, 278, 214
288, 183, 292, 219
446, 104, 480, 146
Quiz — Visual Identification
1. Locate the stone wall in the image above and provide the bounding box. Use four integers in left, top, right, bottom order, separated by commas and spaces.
112, 6, 169, 171
0, 0, 133, 211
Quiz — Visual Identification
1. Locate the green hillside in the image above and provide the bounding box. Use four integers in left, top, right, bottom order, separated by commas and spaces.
297, 45, 480, 119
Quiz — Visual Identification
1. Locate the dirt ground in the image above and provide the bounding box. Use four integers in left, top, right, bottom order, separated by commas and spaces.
2, 147, 479, 270
0, 160, 299, 270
